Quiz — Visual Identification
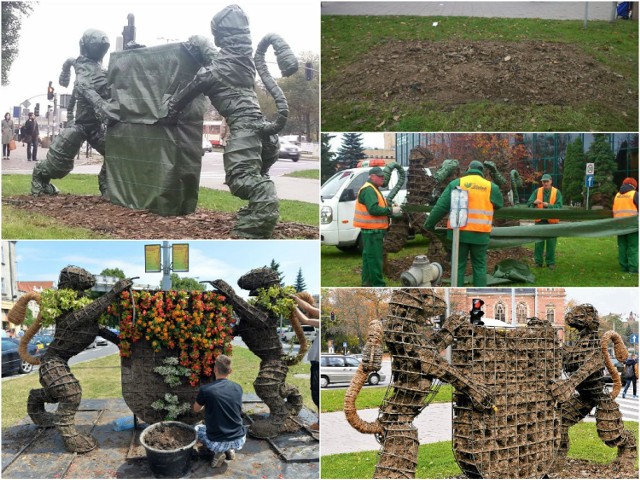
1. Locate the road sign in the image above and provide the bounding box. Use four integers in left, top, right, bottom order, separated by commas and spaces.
631, 334, 638, 344
585, 174, 594, 188
449, 187, 469, 228
343, 342, 347, 348
586, 163, 595, 175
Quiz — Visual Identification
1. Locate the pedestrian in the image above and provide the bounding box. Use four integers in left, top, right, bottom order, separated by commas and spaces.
354, 166, 400, 287
2, 112, 15, 160
527, 173, 563, 270
424, 160, 503, 287
192, 354, 247, 469
622, 353, 638, 399
612, 177, 638, 273
22, 112, 40, 162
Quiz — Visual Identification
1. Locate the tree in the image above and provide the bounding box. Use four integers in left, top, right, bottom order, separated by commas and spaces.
336, 133, 366, 169
561, 137, 587, 206
268, 259, 285, 286
100, 268, 125, 279
293, 268, 307, 292
586, 134, 618, 208
2, 2, 34, 85
170, 274, 204, 291
321, 133, 336, 184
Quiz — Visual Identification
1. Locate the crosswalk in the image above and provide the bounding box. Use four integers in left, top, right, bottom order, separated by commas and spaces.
615, 392, 639, 422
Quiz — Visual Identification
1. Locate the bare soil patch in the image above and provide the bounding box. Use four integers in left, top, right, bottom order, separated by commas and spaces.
3, 195, 318, 239
548, 457, 638, 479
324, 40, 635, 111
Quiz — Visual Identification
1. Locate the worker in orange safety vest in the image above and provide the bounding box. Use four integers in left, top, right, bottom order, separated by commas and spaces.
612, 177, 638, 273
527, 173, 563, 270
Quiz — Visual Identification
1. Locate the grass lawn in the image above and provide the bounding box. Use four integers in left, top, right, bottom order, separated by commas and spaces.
1, 346, 314, 431
285, 169, 319, 180
321, 421, 639, 478
1, 174, 318, 238
321, 384, 453, 413
321, 16, 638, 131
321, 236, 638, 287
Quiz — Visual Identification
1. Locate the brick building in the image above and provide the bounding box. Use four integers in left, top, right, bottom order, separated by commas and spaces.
448, 288, 566, 329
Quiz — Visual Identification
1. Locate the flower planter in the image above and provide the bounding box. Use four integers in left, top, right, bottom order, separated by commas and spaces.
140, 421, 196, 479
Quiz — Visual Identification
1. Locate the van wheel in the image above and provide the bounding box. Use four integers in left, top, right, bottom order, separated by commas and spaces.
321, 376, 329, 388
19, 361, 33, 374
368, 373, 380, 385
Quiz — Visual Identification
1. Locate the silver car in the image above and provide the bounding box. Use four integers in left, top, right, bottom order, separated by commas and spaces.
320, 354, 386, 388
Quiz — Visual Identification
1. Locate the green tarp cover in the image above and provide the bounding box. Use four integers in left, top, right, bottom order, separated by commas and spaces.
488, 216, 639, 249
492, 259, 536, 283
404, 204, 613, 220
106, 43, 207, 216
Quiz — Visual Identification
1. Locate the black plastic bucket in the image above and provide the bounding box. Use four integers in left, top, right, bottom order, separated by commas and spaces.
139, 421, 197, 478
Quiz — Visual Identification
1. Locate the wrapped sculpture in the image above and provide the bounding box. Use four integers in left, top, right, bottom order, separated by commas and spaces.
32, 30, 115, 197
162, 4, 298, 238
8, 266, 132, 453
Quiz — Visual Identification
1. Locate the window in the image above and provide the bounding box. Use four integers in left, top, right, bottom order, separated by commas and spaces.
517, 303, 527, 324
345, 357, 360, 367
495, 303, 505, 322
546, 307, 555, 324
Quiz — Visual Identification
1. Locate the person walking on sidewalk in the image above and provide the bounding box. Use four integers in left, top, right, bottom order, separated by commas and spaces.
622, 353, 638, 399
193, 354, 247, 469
612, 177, 639, 273
2, 112, 14, 160
527, 173, 563, 269
22, 112, 40, 161
353, 166, 400, 287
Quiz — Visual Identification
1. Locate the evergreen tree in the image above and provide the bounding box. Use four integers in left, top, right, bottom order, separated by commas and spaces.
321, 133, 337, 184
293, 268, 307, 292
561, 137, 586, 206
170, 274, 204, 291
100, 268, 126, 279
268, 259, 285, 286
586, 134, 618, 208
336, 133, 366, 169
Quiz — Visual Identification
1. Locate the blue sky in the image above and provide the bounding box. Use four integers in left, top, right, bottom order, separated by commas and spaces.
15, 240, 320, 294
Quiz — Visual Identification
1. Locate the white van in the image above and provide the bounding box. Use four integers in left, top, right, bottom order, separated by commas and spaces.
320, 165, 408, 251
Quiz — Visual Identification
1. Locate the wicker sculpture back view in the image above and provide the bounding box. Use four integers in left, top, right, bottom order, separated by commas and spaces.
8, 266, 132, 453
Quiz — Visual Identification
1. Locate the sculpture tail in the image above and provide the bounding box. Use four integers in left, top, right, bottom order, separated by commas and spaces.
286, 292, 312, 366
344, 319, 384, 435
601, 330, 628, 399
382, 162, 406, 205
59, 58, 76, 88
8, 292, 43, 366
254, 33, 299, 135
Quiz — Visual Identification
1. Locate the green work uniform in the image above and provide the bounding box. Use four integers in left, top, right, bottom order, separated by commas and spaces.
527, 187, 563, 267
423, 168, 503, 286
358, 184, 391, 287
614, 186, 639, 273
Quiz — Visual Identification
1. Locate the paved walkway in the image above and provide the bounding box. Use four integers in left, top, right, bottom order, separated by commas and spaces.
321, 2, 620, 21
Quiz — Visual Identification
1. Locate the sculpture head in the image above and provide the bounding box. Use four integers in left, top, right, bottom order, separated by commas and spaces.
210, 4, 250, 48
565, 304, 599, 332
238, 267, 280, 296
58, 265, 96, 291
79, 29, 110, 62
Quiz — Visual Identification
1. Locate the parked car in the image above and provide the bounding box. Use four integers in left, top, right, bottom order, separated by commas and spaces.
278, 141, 300, 162
202, 136, 213, 155
320, 354, 386, 388
2, 338, 39, 375
95, 336, 108, 346
280, 325, 317, 344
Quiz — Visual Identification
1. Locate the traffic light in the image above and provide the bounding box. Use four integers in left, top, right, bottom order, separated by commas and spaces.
47, 81, 54, 100
34, 103, 40, 117
330, 311, 335, 322
470, 298, 485, 326
304, 61, 313, 81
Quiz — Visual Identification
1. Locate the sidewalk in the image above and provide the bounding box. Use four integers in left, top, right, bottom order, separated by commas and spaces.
321, 2, 620, 21
1, 144, 319, 204
2, 396, 318, 479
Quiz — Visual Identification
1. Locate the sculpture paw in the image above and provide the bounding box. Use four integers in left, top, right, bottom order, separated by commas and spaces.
248, 419, 280, 439
64, 433, 97, 453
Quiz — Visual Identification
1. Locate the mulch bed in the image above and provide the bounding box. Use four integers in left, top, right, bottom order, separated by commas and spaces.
324, 40, 636, 113
3, 194, 318, 239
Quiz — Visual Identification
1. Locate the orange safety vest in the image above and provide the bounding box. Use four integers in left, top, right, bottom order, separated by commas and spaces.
535, 187, 559, 224
353, 182, 389, 230
613, 190, 638, 218
447, 175, 494, 233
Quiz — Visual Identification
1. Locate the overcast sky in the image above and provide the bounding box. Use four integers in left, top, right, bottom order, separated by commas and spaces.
14, 240, 320, 295
327, 132, 386, 152
564, 288, 639, 318
3, 0, 319, 115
